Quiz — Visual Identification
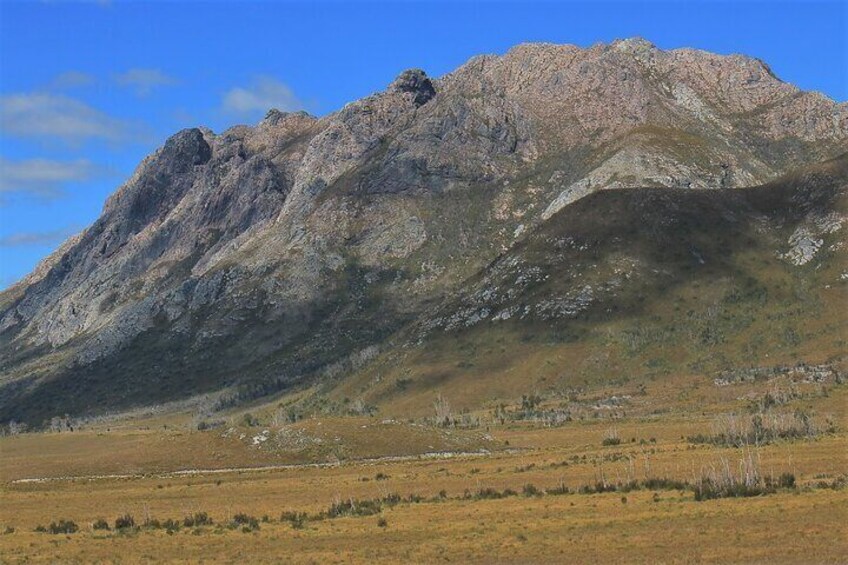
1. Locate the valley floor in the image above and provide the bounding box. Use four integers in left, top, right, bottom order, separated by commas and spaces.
1, 401, 846, 563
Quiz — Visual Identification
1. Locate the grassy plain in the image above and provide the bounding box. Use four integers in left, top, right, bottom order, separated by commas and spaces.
1, 382, 846, 563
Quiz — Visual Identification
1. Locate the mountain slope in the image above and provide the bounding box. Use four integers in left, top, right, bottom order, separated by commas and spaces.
1, 39, 846, 425
326, 155, 848, 416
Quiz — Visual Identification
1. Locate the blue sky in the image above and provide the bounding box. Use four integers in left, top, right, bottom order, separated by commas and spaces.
0, 0, 845, 288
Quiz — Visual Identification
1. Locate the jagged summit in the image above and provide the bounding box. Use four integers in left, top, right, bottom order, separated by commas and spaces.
389, 69, 436, 106
1, 41, 845, 425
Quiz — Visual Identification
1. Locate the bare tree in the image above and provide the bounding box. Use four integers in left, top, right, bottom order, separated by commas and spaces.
7, 420, 25, 435
433, 393, 452, 427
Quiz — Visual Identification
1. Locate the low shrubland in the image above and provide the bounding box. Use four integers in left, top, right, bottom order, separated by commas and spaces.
687, 410, 835, 447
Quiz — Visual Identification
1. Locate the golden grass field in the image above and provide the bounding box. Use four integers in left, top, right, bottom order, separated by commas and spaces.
1, 381, 846, 563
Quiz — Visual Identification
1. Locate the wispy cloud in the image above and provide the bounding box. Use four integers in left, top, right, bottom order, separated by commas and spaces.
0, 157, 105, 200
115, 68, 178, 96
0, 226, 80, 248
223, 76, 303, 116
51, 71, 96, 90
0, 92, 144, 144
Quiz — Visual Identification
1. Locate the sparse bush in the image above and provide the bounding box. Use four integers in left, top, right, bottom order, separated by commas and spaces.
325, 498, 383, 519
377, 517, 388, 528
693, 451, 773, 501
47, 520, 78, 534
433, 393, 453, 427
3, 526, 14, 534
280, 511, 308, 529
375, 472, 389, 481
775, 472, 796, 489
144, 518, 162, 530
382, 493, 402, 505
522, 483, 542, 497
114, 514, 135, 530
92, 518, 110, 531
195, 419, 225, 431
162, 518, 181, 532
183, 512, 212, 527
548, 482, 569, 495
473, 487, 503, 500
689, 411, 827, 447
241, 412, 260, 427
602, 427, 621, 446
231, 513, 259, 531
640, 477, 688, 491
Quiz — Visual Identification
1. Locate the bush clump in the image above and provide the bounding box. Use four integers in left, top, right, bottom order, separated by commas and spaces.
183, 512, 213, 528
688, 411, 827, 447
114, 514, 136, 530
230, 513, 260, 532
602, 427, 621, 446
280, 511, 308, 529
47, 520, 78, 534
325, 498, 383, 518
162, 518, 181, 533
92, 518, 110, 531
522, 483, 542, 497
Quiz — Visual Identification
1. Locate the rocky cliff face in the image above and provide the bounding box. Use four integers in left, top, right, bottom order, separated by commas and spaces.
1, 39, 846, 424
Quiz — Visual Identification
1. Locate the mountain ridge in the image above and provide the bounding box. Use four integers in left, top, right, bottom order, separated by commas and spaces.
1, 39, 846, 425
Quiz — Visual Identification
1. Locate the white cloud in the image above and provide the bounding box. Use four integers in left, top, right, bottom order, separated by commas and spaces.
115, 68, 178, 96
0, 92, 142, 144
51, 71, 95, 89
0, 157, 104, 200
223, 76, 303, 115
0, 226, 80, 248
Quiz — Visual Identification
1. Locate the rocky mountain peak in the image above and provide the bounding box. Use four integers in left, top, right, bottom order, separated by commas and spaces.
389, 68, 436, 106
261, 108, 316, 128
610, 36, 658, 54
161, 128, 213, 172
1, 42, 845, 425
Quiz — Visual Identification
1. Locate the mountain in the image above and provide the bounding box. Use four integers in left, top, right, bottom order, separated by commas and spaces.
1, 39, 846, 425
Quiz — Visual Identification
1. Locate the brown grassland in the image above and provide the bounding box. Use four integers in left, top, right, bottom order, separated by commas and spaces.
1, 379, 846, 563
